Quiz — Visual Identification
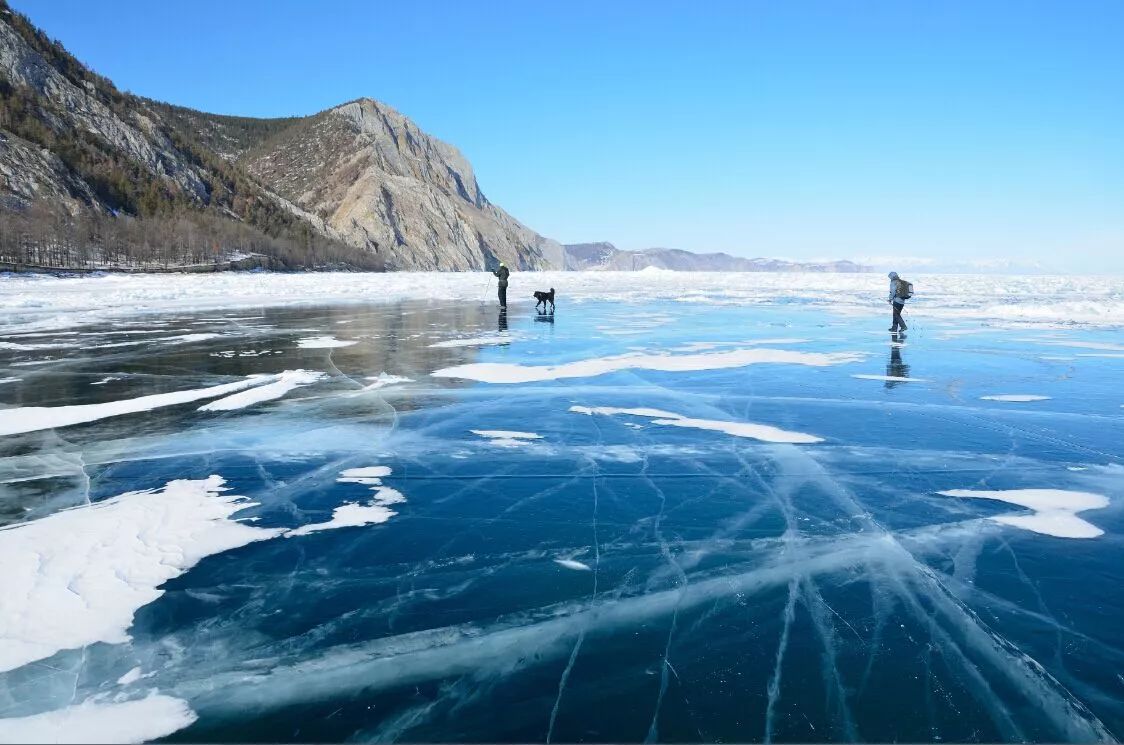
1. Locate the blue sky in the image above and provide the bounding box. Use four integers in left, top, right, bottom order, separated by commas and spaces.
13, 1, 1124, 271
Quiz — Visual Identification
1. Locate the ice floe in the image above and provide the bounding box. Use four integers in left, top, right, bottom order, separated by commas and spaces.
0, 695, 197, 744
0, 476, 280, 673
570, 406, 823, 444
0, 376, 273, 437
938, 488, 1109, 539
297, 336, 356, 349
433, 347, 863, 384
980, 394, 1051, 402
198, 370, 324, 411
471, 430, 544, 447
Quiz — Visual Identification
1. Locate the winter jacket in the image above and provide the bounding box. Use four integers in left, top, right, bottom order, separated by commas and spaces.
493, 266, 510, 287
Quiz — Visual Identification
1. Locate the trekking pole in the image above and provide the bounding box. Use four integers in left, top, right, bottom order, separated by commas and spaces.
481, 272, 493, 304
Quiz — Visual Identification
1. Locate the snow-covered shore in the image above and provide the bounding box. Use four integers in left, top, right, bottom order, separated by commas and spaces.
2, 270, 1122, 332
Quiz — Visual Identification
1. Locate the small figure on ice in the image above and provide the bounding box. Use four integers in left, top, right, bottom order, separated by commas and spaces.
533, 287, 555, 314
888, 271, 913, 332
492, 261, 510, 309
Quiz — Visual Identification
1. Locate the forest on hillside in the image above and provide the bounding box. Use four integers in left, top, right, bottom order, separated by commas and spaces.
0, 2, 383, 272
0, 202, 385, 272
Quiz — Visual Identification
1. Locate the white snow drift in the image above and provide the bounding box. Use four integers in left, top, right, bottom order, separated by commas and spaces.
1, 468, 411, 674
0, 695, 197, 745
570, 405, 823, 444
471, 430, 544, 447
434, 347, 863, 384
296, 336, 356, 349
0, 372, 319, 436
363, 373, 414, 390
288, 466, 405, 536
0, 476, 280, 673
199, 370, 324, 411
938, 488, 1109, 538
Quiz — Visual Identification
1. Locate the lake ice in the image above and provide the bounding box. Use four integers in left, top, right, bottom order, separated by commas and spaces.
1, 271, 1122, 743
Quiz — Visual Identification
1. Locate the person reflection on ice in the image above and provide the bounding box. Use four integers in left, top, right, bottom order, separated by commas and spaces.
498, 307, 508, 332
885, 334, 910, 389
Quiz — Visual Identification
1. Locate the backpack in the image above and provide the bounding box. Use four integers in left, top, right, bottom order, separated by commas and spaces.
895, 278, 914, 300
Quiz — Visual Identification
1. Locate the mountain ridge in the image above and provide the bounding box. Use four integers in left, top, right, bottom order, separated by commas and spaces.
563, 242, 870, 273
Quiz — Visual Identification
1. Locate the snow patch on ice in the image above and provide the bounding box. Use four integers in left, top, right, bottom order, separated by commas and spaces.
0, 376, 272, 437
116, 666, 145, 685
938, 488, 1109, 539
286, 502, 395, 536
434, 347, 863, 384
90, 376, 123, 386
570, 406, 823, 444
472, 430, 544, 448
363, 373, 414, 390
554, 558, 593, 571
199, 370, 324, 411
162, 333, 220, 344
980, 394, 1051, 402
0, 476, 280, 673
0, 377, 19, 385
338, 466, 393, 483
297, 336, 356, 349
287, 465, 405, 536
0, 695, 197, 744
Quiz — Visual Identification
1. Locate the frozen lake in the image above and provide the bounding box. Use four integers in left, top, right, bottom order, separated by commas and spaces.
1, 272, 1122, 742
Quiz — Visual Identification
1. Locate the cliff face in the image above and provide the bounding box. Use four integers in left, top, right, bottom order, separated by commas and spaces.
242, 100, 563, 271
0, 4, 561, 270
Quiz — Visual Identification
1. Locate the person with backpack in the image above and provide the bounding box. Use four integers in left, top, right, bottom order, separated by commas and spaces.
493, 261, 510, 309
888, 271, 912, 332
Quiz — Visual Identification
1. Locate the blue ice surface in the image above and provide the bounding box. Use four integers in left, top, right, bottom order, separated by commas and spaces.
1, 299, 1122, 743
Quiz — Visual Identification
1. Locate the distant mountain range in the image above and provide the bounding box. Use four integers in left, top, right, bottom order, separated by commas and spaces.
563, 242, 869, 272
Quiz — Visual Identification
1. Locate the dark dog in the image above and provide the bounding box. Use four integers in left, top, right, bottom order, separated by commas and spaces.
533, 287, 556, 313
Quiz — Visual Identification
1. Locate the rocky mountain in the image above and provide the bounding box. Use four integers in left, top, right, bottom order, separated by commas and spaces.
240, 99, 563, 271
563, 242, 869, 272
0, 2, 559, 271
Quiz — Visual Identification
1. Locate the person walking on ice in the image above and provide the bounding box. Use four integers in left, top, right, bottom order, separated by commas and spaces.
888, 271, 913, 332
493, 261, 510, 309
